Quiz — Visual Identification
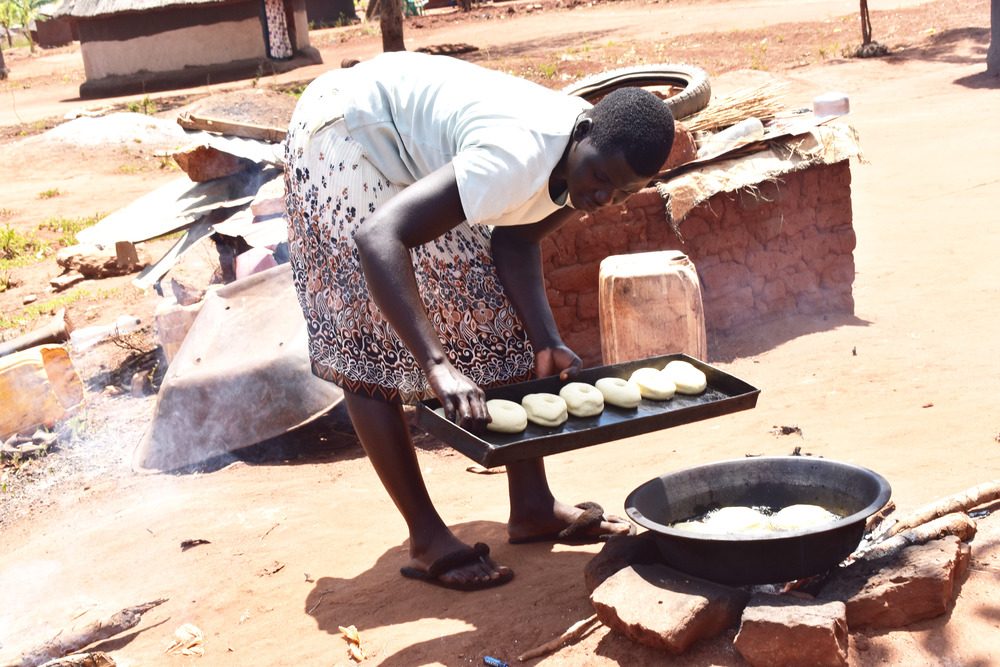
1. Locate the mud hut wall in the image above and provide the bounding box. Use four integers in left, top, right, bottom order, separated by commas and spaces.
539, 161, 855, 365
76, 2, 268, 80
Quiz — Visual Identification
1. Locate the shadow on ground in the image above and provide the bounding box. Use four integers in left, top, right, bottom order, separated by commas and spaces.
710, 313, 872, 363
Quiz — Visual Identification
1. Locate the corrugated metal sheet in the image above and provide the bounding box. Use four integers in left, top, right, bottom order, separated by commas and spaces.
51, 0, 232, 19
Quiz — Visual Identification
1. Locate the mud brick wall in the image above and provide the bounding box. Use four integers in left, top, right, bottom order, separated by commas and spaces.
539, 161, 856, 365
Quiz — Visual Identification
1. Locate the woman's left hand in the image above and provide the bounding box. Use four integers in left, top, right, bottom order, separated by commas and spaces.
534, 343, 582, 381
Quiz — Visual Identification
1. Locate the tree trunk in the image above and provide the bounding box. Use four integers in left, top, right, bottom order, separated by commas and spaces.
379, 0, 405, 52
0, 47, 7, 80
989, 0, 1000, 75
859, 0, 872, 45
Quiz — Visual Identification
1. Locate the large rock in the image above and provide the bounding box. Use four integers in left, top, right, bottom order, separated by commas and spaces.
584, 532, 661, 593
734, 594, 848, 667
172, 144, 254, 182
55, 242, 150, 278
820, 535, 971, 630
590, 563, 749, 654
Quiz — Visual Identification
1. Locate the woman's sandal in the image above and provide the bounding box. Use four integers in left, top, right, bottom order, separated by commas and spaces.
508, 501, 636, 545
400, 542, 514, 591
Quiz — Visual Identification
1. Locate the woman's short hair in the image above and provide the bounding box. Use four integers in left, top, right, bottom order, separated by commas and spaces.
587, 87, 675, 177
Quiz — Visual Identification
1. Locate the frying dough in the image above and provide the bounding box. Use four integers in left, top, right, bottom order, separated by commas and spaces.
485, 399, 528, 433
673, 506, 771, 535
595, 377, 643, 409
662, 360, 708, 395
521, 392, 569, 427
672, 504, 842, 536
558, 382, 605, 417
628, 367, 676, 400
769, 504, 840, 531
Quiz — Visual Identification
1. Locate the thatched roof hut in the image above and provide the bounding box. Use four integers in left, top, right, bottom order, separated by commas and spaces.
52, 0, 321, 98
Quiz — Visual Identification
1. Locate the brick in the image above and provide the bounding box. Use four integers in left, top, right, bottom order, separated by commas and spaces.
820, 535, 969, 630
700, 261, 751, 297
590, 563, 749, 654
546, 264, 599, 293
577, 223, 630, 263
584, 532, 661, 593
678, 214, 711, 240
577, 290, 600, 320
734, 595, 848, 667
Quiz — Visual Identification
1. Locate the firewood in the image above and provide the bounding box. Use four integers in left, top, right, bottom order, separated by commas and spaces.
859, 512, 977, 561
864, 499, 895, 535
516, 614, 600, 662
882, 480, 1000, 538
38, 652, 115, 667
19, 599, 167, 667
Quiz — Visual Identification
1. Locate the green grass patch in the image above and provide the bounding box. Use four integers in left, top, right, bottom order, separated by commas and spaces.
0, 224, 46, 261
0, 215, 102, 285
0, 287, 90, 330
38, 214, 103, 248
126, 96, 158, 115
0, 285, 123, 332
37, 188, 61, 200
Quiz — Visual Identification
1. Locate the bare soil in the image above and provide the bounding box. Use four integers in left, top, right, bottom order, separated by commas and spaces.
2, 0, 1000, 665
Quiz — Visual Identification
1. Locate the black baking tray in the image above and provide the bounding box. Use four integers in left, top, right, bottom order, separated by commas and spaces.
416, 353, 760, 468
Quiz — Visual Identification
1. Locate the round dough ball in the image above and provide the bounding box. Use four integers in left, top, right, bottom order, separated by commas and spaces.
595, 377, 643, 409
628, 367, 677, 400
769, 504, 840, 532
521, 392, 569, 427
671, 519, 715, 534
485, 399, 528, 433
703, 506, 772, 535
662, 360, 708, 395
558, 382, 605, 417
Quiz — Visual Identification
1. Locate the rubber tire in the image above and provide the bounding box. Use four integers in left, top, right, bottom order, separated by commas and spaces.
561, 64, 712, 121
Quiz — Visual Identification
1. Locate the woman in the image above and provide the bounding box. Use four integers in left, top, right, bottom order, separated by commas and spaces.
285, 51, 674, 591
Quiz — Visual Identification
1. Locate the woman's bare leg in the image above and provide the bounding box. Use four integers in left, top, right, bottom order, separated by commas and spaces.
342, 389, 510, 586
505, 458, 632, 542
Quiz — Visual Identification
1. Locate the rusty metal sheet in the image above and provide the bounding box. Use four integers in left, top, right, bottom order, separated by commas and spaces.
133, 263, 341, 472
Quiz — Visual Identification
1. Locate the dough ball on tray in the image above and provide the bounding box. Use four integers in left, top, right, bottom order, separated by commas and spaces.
594, 377, 643, 409
662, 360, 708, 395
521, 392, 569, 427
485, 399, 528, 433
628, 367, 676, 400
558, 382, 605, 417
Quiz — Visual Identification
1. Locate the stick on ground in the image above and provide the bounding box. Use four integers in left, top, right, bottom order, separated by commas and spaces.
19, 599, 168, 667
38, 652, 116, 667
517, 614, 600, 662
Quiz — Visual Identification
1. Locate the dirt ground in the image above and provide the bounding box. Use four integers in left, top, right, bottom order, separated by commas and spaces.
2, 0, 1000, 665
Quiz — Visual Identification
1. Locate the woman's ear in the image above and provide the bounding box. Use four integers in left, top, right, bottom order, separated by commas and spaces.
573, 116, 593, 141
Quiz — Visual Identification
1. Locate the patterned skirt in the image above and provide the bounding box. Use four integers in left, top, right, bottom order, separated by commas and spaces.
284, 104, 535, 403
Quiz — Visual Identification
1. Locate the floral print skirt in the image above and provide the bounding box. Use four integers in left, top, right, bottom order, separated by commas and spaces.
284, 109, 535, 403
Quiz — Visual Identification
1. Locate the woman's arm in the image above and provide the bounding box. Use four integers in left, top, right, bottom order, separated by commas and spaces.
490, 208, 583, 380
353, 163, 489, 427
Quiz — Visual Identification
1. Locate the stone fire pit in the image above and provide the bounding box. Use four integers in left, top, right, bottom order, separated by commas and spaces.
585, 523, 974, 666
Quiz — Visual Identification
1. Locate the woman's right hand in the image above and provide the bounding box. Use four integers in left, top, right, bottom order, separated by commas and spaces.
425, 361, 491, 431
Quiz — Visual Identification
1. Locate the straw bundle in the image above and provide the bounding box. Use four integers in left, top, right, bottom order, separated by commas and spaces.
684, 80, 790, 132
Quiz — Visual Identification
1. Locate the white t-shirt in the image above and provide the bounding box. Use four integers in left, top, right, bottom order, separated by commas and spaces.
298, 52, 590, 226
